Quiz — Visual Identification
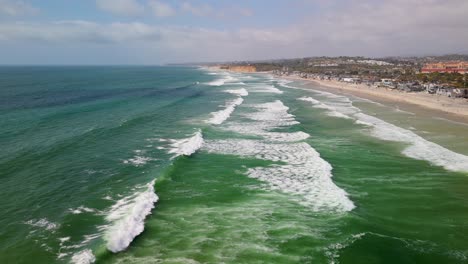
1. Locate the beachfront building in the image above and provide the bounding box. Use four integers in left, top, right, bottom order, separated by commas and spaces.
380, 79, 395, 88
421, 61, 468, 74
342, 77, 360, 83
424, 84, 441, 94
397, 82, 424, 92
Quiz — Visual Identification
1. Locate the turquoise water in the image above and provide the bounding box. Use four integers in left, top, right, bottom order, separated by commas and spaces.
1, 66, 468, 264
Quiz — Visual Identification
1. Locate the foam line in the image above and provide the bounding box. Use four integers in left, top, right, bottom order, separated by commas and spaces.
225, 88, 248, 96
71, 249, 96, 264
299, 94, 468, 172
206, 75, 237, 86
207, 98, 244, 125
204, 99, 355, 212
250, 84, 283, 94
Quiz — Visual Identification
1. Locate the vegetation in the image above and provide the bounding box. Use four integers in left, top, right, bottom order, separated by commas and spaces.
417, 72, 467, 88
222, 55, 468, 88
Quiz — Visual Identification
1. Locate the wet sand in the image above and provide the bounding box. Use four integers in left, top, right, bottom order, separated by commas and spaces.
281, 76, 468, 125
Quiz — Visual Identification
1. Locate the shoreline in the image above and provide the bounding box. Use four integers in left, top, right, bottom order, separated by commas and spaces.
281, 76, 468, 124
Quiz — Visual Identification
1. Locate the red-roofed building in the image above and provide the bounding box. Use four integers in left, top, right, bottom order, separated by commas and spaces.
421, 61, 468, 74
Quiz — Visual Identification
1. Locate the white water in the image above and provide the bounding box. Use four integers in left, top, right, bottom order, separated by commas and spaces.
225, 88, 249, 97
206, 75, 237, 86
123, 155, 156, 166
25, 218, 59, 231
69, 206, 97, 215
299, 93, 468, 172
71, 249, 96, 264
168, 130, 204, 157
207, 97, 244, 125
355, 113, 468, 172
204, 99, 355, 212
105, 180, 158, 253
250, 84, 283, 94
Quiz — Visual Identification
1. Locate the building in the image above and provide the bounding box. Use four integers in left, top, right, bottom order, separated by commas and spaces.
421, 61, 468, 74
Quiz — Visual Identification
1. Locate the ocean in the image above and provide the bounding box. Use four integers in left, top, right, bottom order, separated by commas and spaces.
1, 66, 468, 264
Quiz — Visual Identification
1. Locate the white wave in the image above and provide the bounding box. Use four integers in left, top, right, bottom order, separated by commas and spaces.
225, 82, 246, 86
207, 97, 244, 125
168, 129, 204, 157
355, 113, 468, 172
299, 94, 468, 172
298, 96, 353, 119
59, 237, 71, 243
250, 84, 283, 94
204, 99, 354, 212
123, 156, 156, 166
298, 96, 321, 104
69, 206, 97, 215
206, 79, 226, 86
225, 88, 248, 97
71, 249, 95, 264
25, 218, 59, 231
277, 79, 297, 89
220, 100, 309, 142
206, 75, 236, 86
204, 140, 353, 212
105, 180, 158, 253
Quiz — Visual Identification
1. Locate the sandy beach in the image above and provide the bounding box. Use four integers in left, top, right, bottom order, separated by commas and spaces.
282, 76, 468, 123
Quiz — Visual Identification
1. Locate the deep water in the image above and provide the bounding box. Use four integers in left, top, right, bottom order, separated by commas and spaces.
1, 66, 467, 264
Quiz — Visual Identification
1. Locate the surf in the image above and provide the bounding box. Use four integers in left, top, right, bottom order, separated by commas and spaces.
168, 129, 204, 158
204, 99, 355, 212
298, 93, 468, 173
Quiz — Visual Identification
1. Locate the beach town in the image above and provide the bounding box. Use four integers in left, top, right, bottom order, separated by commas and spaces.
212, 56, 468, 119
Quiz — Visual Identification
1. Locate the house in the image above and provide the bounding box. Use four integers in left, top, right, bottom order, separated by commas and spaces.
436, 87, 456, 97
397, 82, 424, 92
380, 79, 396, 88
453, 88, 468, 98
342, 77, 361, 83
424, 83, 440, 94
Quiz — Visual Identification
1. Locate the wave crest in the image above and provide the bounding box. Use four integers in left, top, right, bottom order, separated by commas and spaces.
105, 180, 158, 253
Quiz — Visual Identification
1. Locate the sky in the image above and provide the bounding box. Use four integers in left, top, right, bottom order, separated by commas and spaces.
0, 0, 467, 65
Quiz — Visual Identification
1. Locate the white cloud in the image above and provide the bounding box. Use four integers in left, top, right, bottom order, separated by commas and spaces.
0, 0, 38, 16
0, 0, 467, 64
180, 2, 213, 17
148, 0, 175, 17
96, 0, 144, 16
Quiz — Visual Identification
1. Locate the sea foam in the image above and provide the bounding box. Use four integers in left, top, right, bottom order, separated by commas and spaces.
225, 88, 249, 96
105, 180, 158, 253
168, 129, 204, 157
206, 75, 236, 86
250, 84, 283, 94
299, 94, 468, 172
355, 113, 468, 172
71, 249, 96, 264
204, 99, 355, 212
207, 97, 244, 125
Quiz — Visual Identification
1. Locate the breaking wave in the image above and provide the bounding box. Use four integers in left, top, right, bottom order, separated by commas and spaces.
207, 97, 244, 125
225, 88, 248, 96
168, 129, 204, 157
250, 84, 283, 94
299, 94, 468, 172
105, 180, 158, 253
71, 249, 96, 264
206, 75, 237, 86
204, 99, 355, 212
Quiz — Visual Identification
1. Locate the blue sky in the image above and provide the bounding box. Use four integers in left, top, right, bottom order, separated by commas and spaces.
0, 0, 467, 64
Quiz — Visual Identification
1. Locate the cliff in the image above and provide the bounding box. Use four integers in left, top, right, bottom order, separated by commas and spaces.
220, 65, 257, 73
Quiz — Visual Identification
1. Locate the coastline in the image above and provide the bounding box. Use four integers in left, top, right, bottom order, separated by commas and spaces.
281, 76, 468, 123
